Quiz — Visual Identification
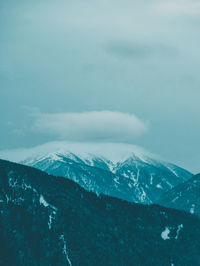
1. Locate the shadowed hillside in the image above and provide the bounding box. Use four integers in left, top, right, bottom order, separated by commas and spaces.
0, 159, 200, 265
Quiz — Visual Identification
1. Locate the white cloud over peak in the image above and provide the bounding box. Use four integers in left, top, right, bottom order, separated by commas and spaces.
0, 141, 156, 164
31, 111, 148, 143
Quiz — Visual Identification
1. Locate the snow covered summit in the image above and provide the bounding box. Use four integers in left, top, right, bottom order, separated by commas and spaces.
6, 141, 191, 204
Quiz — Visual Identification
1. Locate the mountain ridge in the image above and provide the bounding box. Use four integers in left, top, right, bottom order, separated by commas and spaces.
158, 173, 200, 216
20, 145, 192, 205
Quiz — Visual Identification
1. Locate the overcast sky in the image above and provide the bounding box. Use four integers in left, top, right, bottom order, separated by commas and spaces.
1, 0, 200, 173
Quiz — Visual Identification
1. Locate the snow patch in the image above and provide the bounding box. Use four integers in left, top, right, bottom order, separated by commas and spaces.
22, 183, 38, 194
8, 178, 18, 188
39, 195, 57, 211
8, 178, 38, 195
175, 224, 183, 239
114, 178, 120, 184
190, 204, 195, 214
39, 195, 57, 229
171, 196, 179, 203
150, 174, 153, 185
39, 195, 49, 207
162, 178, 173, 189
161, 224, 183, 241
48, 210, 56, 230
161, 227, 171, 240
139, 189, 148, 203
123, 173, 129, 179
5, 194, 24, 205
135, 162, 140, 182
60, 234, 72, 266
166, 165, 179, 177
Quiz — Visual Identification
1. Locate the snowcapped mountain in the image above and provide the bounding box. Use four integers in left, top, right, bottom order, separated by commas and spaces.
1, 159, 200, 265
158, 173, 200, 216
15, 142, 193, 204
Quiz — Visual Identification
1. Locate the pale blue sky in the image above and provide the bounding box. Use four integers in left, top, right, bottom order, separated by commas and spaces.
1, 0, 200, 172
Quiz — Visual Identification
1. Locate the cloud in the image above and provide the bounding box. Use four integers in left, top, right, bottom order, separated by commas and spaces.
105, 40, 177, 60
153, 0, 200, 16
31, 111, 148, 143
0, 141, 157, 163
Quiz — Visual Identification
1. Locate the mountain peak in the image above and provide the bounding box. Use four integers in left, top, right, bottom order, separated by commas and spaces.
11, 142, 192, 205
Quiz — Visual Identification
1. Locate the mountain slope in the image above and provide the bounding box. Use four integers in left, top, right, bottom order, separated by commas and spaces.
0, 159, 200, 265
158, 173, 200, 216
22, 152, 152, 204
20, 142, 192, 204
